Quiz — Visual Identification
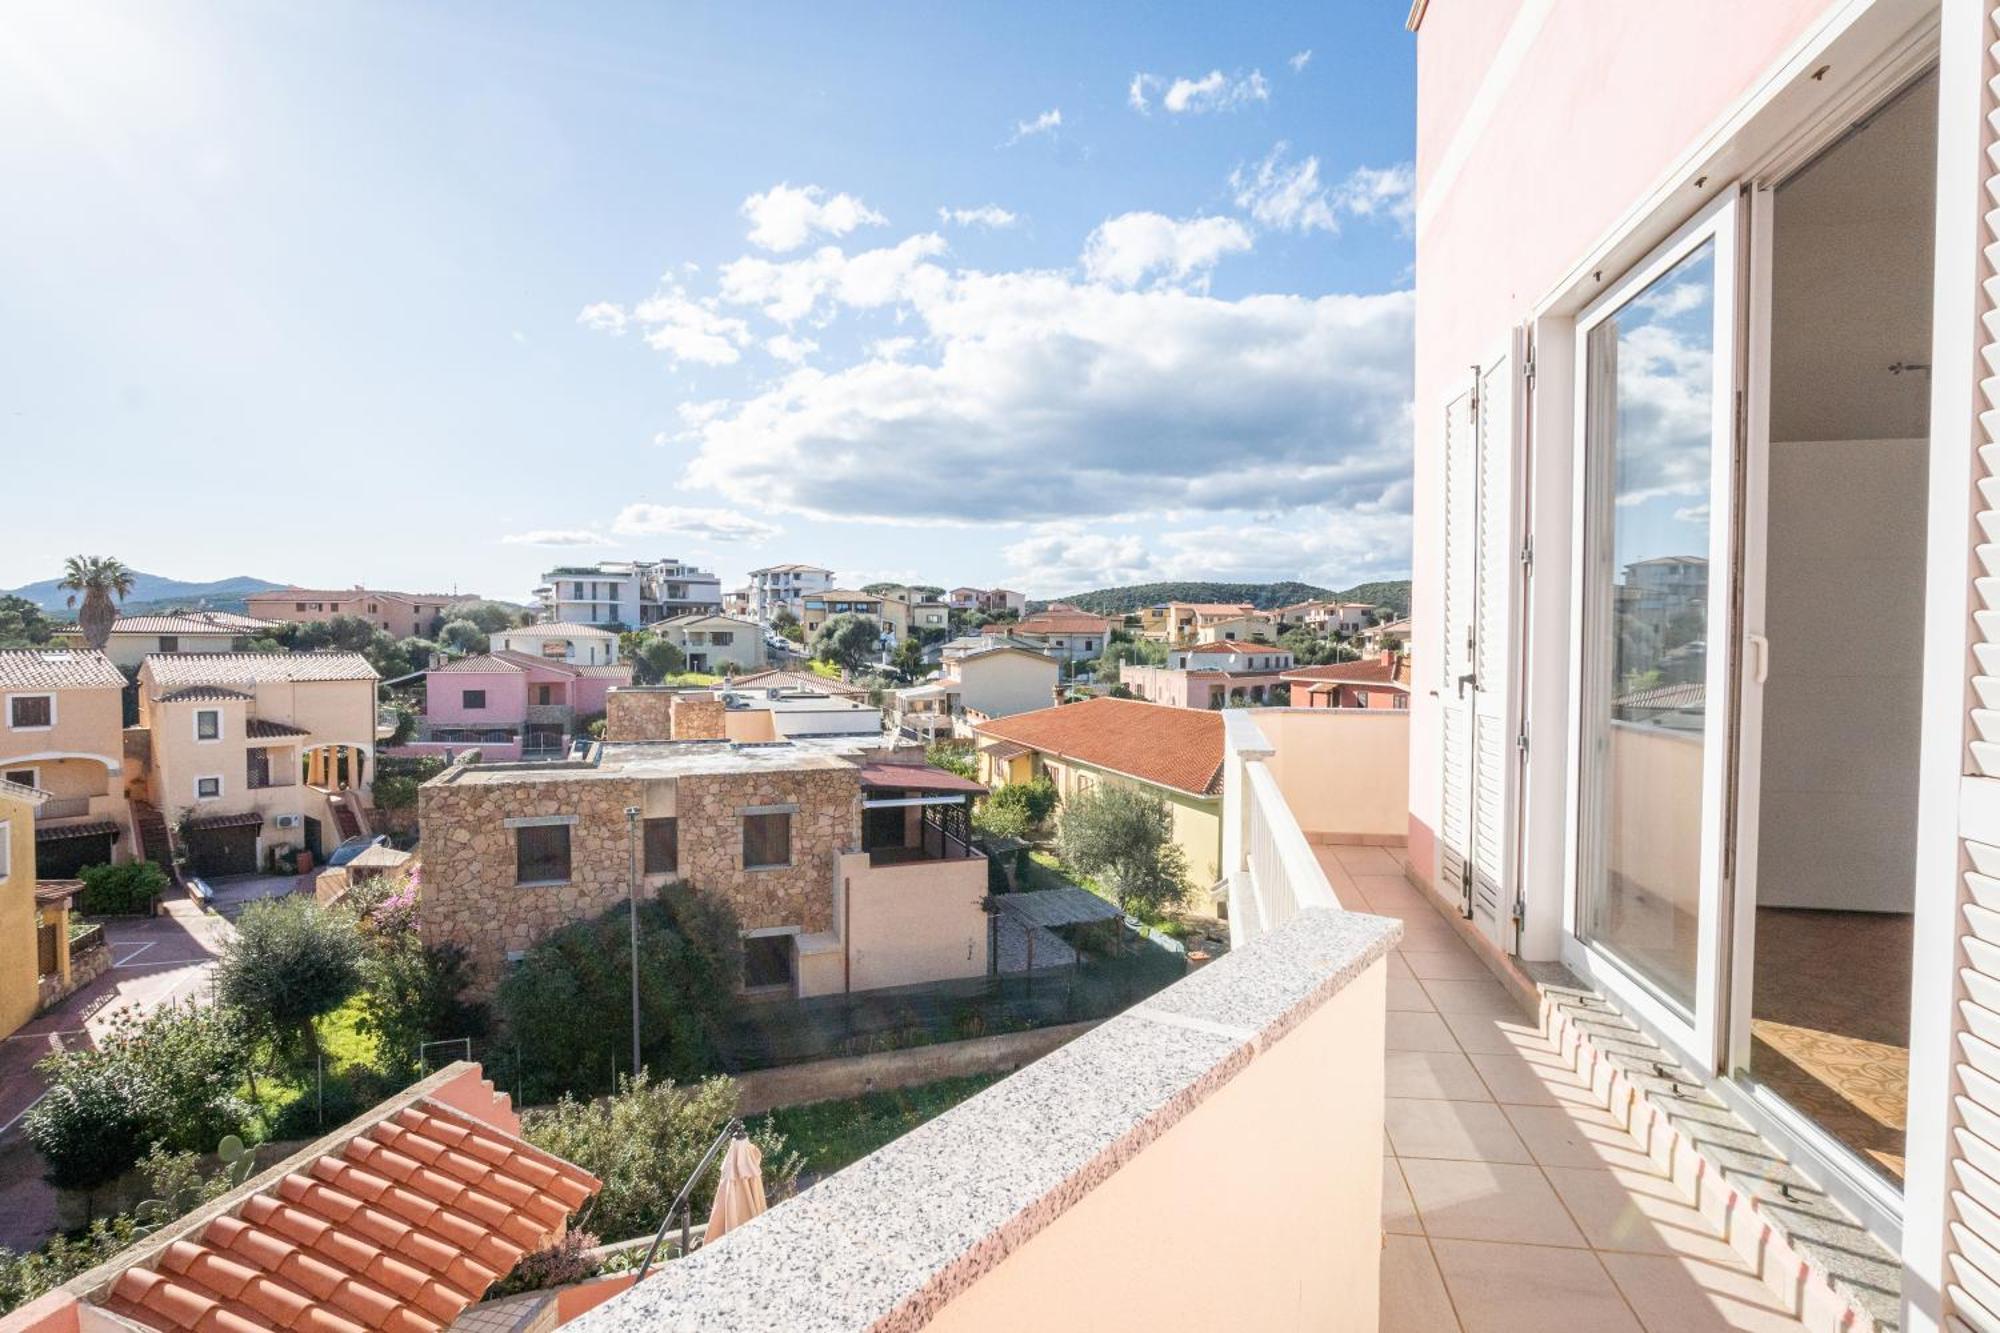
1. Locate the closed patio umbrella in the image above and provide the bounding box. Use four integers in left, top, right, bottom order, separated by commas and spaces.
704, 1135, 767, 1243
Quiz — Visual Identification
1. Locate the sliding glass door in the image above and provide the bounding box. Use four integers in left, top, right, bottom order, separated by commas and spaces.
1572, 192, 1742, 1070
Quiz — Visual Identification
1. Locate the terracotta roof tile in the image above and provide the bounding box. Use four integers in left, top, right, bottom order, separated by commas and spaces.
1014, 613, 1113, 636
974, 697, 1223, 796
144, 652, 379, 687
1281, 655, 1410, 688
0, 648, 126, 690
159, 686, 253, 703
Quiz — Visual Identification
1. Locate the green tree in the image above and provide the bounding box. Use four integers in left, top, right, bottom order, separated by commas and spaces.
23, 1054, 152, 1191
974, 778, 1057, 840
438, 618, 489, 655
925, 740, 976, 779
355, 913, 486, 1081
444, 600, 527, 634
0, 595, 56, 648
1056, 784, 1189, 915
58, 555, 135, 651
631, 636, 686, 685
215, 898, 365, 1062
813, 614, 881, 673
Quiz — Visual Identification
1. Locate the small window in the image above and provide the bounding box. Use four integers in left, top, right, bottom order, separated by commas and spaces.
196, 776, 221, 799
9, 696, 52, 729
516, 824, 571, 885
195, 709, 221, 741
3, 768, 34, 789
536, 685, 552, 705
463, 689, 486, 710
0, 820, 9, 879
743, 812, 791, 869
743, 934, 795, 990
643, 817, 679, 874
295, 602, 307, 612
158, 635, 179, 653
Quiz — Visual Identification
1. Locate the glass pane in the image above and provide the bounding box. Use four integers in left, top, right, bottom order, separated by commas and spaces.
1581, 240, 1718, 1017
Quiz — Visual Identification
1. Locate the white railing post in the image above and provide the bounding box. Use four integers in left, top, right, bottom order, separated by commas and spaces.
1224, 710, 1345, 943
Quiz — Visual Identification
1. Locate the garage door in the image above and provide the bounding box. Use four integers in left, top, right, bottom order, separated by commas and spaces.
35, 830, 117, 880
189, 824, 259, 878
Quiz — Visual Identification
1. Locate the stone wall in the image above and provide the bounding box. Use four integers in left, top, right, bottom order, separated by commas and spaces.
604, 689, 673, 742
669, 694, 728, 741
675, 766, 860, 934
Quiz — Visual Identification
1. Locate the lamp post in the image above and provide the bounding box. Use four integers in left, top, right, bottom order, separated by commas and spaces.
625, 806, 642, 1079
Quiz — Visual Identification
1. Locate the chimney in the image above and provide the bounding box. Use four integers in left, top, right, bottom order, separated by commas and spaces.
669, 693, 729, 741
1380, 649, 1396, 668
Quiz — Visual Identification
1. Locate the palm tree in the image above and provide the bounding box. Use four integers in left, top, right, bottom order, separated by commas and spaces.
60, 555, 135, 650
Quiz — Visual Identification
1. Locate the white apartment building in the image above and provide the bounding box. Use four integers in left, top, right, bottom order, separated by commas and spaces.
535, 559, 721, 627
747, 563, 834, 622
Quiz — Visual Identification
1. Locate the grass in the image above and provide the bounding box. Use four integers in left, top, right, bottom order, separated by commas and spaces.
807, 659, 844, 681
751, 1073, 1005, 1180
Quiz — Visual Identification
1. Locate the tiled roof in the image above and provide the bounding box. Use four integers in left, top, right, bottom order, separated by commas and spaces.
1013, 613, 1112, 636
37, 820, 120, 842
90, 1091, 598, 1333
90, 614, 277, 636
250, 587, 461, 605
855, 762, 988, 795
1188, 641, 1286, 654
1170, 602, 1257, 615
160, 686, 254, 703
0, 649, 127, 690
186, 811, 265, 831
730, 670, 865, 698
1282, 656, 1410, 688
575, 664, 633, 679
246, 718, 313, 739
974, 697, 1224, 796
978, 739, 1030, 762
504, 623, 619, 638
145, 653, 380, 687
427, 652, 630, 681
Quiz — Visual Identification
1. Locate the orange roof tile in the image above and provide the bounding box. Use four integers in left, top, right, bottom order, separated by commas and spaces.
80, 1073, 599, 1333
973, 697, 1223, 796
1282, 655, 1410, 688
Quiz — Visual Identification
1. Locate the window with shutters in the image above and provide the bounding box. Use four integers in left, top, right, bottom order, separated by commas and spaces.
743, 812, 791, 869
515, 824, 571, 885
644, 817, 678, 874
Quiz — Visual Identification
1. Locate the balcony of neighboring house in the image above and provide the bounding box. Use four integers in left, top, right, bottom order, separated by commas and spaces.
857, 762, 987, 867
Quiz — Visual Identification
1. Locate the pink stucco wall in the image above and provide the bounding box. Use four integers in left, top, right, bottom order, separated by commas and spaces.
1406, 0, 1843, 877
426, 669, 528, 726
572, 673, 621, 715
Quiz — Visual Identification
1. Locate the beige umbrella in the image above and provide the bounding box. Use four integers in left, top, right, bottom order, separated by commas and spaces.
703, 1136, 767, 1243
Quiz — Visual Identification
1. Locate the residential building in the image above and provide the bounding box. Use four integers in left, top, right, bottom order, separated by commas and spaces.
796, 589, 891, 641
52, 611, 278, 670
1191, 612, 1278, 645
890, 642, 1060, 739
1121, 643, 1297, 710
1359, 615, 1410, 654
1140, 601, 1257, 646
722, 585, 752, 616
747, 562, 834, 621
535, 558, 721, 627
407, 651, 630, 761
1395, 2, 1995, 1328
946, 587, 1026, 616
134, 652, 379, 874
652, 612, 766, 675
973, 696, 1223, 888
947, 586, 984, 612
0, 648, 133, 878
491, 622, 621, 665
874, 589, 950, 637
243, 586, 466, 639
0, 778, 43, 1040
1010, 610, 1113, 663
1273, 600, 1376, 635
711, 683, 885, 740
1281, 652, 1410, 710
418, 696, 988, 1000
728, 667, 867, 699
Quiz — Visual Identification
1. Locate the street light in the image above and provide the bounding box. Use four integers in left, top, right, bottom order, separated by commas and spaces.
625, 806, 642, 1079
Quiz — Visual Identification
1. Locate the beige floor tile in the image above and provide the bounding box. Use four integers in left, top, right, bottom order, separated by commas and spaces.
1389, 975, 1439, 1011
1388, 1098, 1534, 1163
1540, 1166, 1740, 1264
1387, 1010, 1463, 1052
1335, 846, 1408, 877
1422, 978, 1531, 1019
1466, 1051, 1595, 1108
1401, 947, 1491, 980
1433, 1239, 1642, 1333
1384, 1156, 1423, 1235
1597, 1252, 1805, 1331
1440, 1010, 1552, 1055
1401, 1159, 1587, 1246
1502, 1103, 1661, 1172
1380, 1234, 1462, 1331
1387, 952, 1415, 979
1399, 917, 1476, 952
1388, 1050, 1494, 1101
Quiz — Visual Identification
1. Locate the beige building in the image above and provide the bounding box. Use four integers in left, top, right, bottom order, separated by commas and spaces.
653, 612, 766, 675
0, 778, 45, 1039
419, 694, 989, 1000
1192, 613, 1278, 645
0, 649, 134, 878
243, 586, 467, 640
135, 652, 379, 875
54, 611, 277, 670
891, 643, 1059, 740
491, 623, 621, 666
1010, 610, 1114, 663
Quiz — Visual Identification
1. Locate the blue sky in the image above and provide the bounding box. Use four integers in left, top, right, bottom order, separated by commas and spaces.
0, 2, 1416, 602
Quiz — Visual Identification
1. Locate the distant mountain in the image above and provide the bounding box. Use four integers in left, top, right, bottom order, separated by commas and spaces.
1041, 579, 1411, 618
3, 571, 286, 617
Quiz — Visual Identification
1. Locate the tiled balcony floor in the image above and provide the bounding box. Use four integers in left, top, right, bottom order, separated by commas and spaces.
1314, 846, 1811, 1333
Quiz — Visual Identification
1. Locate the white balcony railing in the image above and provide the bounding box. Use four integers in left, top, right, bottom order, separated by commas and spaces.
1221, 711, 1343, 946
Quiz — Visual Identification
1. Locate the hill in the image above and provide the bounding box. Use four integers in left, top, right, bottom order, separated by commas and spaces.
3, 571, 286, 617
1043, 579, 1410, 617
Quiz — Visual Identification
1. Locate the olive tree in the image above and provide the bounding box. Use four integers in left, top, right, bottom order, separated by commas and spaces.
215, 897, 365, 1062
1056, 784, 1189, 915
813, 614, 882, 673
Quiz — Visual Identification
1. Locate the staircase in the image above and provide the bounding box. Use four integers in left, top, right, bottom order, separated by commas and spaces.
130, 800, 172, 872
327, 793, 363, 840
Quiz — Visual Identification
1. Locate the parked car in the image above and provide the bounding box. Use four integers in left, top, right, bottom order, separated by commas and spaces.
325, 834, 390, 868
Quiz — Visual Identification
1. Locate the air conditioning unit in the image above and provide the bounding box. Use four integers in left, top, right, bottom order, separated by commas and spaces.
273, 814, 301, 829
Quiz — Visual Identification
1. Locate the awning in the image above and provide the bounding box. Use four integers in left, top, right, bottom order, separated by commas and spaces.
246, 718, 312, 739
856, 762, 987, 795
35, 879, 83, 905
186, 811, 265, 832
978, 739, 1030, 762
35, 820, 120, 843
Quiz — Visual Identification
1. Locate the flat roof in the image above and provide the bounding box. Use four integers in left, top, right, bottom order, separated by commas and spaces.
434, 734, 886, 786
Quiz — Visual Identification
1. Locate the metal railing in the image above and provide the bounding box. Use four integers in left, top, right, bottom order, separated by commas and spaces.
34, 796, 93, 821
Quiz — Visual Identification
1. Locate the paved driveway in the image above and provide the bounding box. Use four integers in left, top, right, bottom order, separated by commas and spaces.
0, 880, 304, 1252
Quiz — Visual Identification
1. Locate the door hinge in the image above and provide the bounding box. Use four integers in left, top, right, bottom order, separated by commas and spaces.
1519, 535, 1534, 571
1515, 723, 1529, 758
1523, 346, 1536, 388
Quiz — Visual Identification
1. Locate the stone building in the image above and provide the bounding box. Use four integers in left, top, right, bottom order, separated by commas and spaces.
418, 694, 991, 1000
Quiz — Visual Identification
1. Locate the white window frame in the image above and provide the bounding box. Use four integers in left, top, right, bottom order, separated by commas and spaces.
194, 708, 223, 743
0, 819, 11, 879
3, 765, 40, 791
7, 692, 55, 732
195, 774, 223, 801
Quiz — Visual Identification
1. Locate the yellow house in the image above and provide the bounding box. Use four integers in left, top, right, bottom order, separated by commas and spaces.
53, 611, 277, 671
972, 696, 1224, 887
0, 648, 134, 878
135, 652, 379, 875
0, 778, 47, 1038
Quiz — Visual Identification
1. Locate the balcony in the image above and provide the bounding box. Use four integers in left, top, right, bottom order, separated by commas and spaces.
32, 796, 93, 821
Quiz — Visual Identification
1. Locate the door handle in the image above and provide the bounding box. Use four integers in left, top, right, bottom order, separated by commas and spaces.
1747, 633, 1770, 685
1456, 672, 1477, 696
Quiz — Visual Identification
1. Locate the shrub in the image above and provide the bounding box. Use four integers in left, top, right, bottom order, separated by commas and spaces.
975, 778, 1058, 840
77, 861, 168, 916
490, 1228, 601, 1297
356, 933, 487, 1080
812, 614, 881, 672
0, 1215, 140, 1313
631, 637, 686, 685
23, 1055, 152, 1191
521, 1071, 798, 1241
371, 773, 421, 812
1056, 784, 1189, 915
216, 897, 365, 1061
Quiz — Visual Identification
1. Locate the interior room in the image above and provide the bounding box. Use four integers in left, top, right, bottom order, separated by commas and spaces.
1748, 68, 1937, 1186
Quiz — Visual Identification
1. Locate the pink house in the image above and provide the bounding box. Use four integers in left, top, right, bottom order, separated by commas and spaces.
1406, 0, 1995, 1326
400, 651, 630, 760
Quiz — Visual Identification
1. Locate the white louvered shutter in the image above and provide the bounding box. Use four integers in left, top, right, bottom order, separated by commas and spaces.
1945, 6, 2000, 1329
1470, 347, 1518, 950
1440, 379, 1478, 917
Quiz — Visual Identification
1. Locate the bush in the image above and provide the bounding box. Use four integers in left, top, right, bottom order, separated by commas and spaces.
371, 773, 421, 812
490, 1228, 601, 1297
0, 1215, 141, 1313
77, 861, 168, 915
975, 778, 1059, 840
23, 1057, 152, 1191
631, 637, 686, 685
1056, 784, 1189, 915
925, 740, 976, 780
496, 886, 741, 1103
216, 898, 365, 1061
521, 1071, 798, 1241
356, 933, 487, 1081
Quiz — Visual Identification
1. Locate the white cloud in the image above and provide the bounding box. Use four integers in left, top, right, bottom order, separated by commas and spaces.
576, 302, 628, 335
621, 284, 753, 366
740, 183, 888, 253
1080, 212, 1253, 288
1004, 527, 1157, 591
1000, 510, 1414, 597
938, 204, 1019, 229
1006, 108, 1062, 145
869, 336, 919, 360
1129, 69, 1270, 115
501, 529, 612, 547
1289, 49, 1313, 73
1230, 144, 1415, 234
611, 504, 782, 543
718, 233, 948, 325
766, 333, 819, 364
